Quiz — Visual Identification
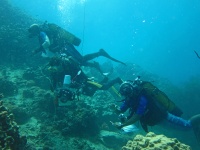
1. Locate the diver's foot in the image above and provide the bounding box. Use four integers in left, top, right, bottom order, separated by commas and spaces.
190, 114, 200, 127
99, 49, 110, 58
190, 114, 200, 145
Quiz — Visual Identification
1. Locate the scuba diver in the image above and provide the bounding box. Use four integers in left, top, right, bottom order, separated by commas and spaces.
28, 24, 55, 58
48, 56, 88, 93
110, 77, 200, 144
47, 56, 122, 97
28, 23, 126, 74
48, 55, 123, 106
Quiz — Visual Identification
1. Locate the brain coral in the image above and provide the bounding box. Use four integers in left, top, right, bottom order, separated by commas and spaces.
122, 132, 191, 150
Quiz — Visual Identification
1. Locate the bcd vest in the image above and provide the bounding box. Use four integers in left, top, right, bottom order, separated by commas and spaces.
140, 81, 183, 117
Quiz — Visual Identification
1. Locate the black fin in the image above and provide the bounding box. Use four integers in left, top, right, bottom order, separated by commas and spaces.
190, 114, 200, 145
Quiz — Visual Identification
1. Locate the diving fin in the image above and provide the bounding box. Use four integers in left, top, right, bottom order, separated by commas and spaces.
190, 114, 200, 145
99, 49, 126, 66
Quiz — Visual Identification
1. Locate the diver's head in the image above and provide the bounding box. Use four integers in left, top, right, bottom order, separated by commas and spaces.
28, 24, 40, 37
119, 81, 136, 97
48, 57, 63, 72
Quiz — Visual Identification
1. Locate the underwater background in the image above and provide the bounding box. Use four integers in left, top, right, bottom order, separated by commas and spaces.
0, 0, 200, 149
10, 0, 200, 85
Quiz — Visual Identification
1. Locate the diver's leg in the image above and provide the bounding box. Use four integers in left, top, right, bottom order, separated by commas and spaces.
82, 52, 100, 62
98, 49, 126, 65
82, 49, 112, 61
82, 49, 111, 61
166, 113, 192, 127
64, 43, 84, 63
100, 77, 123, 90
83, 49, 126, 65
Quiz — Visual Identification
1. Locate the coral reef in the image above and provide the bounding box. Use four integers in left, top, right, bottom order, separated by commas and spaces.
0, 100, 27, 150
0, 0, 40, 65
0, 0, 199, 149
22, 67, 51, 90
53, 103, 99, 136
10, 106, 31, 125
68, 138, 96, 150
0, 78, 17, 97
122, 132, 191, 150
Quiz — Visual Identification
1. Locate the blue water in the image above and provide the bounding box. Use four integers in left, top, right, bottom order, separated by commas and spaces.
10, 0, 200, 85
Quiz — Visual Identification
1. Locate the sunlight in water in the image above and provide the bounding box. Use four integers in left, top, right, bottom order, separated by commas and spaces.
80, 0, 87, 4
57, 0, 87, 26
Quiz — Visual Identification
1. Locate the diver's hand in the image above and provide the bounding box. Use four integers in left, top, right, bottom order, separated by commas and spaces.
109, 104, 118, 111
110, 121, 123, 130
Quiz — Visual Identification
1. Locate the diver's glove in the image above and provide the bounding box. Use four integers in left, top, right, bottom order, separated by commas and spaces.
110, 121, 123, 130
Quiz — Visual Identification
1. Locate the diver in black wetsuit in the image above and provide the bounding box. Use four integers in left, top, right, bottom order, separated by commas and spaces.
28, 23, 126, 74
63, 43, 126, 74
47, 56, 123, 95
